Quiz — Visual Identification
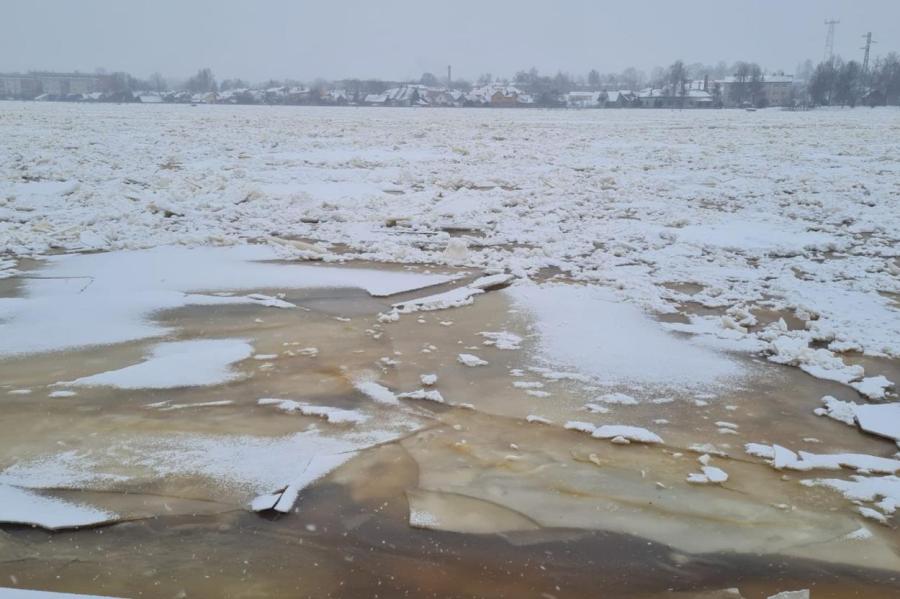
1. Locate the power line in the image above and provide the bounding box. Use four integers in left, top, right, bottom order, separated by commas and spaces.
861, 32, 876, 72
824, 19, 840, 63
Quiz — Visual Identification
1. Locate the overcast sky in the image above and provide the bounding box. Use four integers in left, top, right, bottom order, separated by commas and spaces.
2, 0, 897, 82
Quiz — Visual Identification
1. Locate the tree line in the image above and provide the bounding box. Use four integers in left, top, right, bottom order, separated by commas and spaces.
98, 52, 900, 108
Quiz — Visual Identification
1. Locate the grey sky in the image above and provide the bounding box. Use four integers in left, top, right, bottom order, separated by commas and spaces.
2, 0, 897, 82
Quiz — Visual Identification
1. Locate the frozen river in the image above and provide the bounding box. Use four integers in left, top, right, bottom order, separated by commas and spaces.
1, 103, 899, 597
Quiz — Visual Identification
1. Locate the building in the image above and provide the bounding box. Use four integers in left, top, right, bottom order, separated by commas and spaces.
716, 74, 798, 107
0, 72, 107, 99
605, 90, 637, 108
566, 91, 604, 108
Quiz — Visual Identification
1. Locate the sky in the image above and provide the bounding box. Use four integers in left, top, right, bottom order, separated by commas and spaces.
1, 0, 897, 82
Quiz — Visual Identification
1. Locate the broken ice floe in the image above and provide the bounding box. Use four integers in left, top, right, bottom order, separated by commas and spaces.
397, 389, 446, 403
814, 395, 900, 443
745, 443, 900, 474
389, 273, 514, 316
0, 588, 127, 598
478, 330, 522, 350
507, 283, 743, 390
0, 245, 452, 357
353, 379, 400, 406
457, 353, 488, 367
258, 398, 368, 424
0, 483, 116, 530
767, 335, 894, 400
64, 339, 253, 389
564, 421, 663, 444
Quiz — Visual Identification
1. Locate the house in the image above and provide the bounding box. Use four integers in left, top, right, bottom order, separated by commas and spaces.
605, 90, 637, 108
138, 93, 163, 104
190, 91, 218, 104
323, 89, 348, 105
490, 88, 519, 107
566, 91, 605, 108
636, 85, 713, 108
383, 86, 420, 106
364, 93, 388, 105
284, 86, 312, 104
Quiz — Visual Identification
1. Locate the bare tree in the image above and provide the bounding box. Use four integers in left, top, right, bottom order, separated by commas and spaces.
149, 72, 166, 92
185, 68, 216, 93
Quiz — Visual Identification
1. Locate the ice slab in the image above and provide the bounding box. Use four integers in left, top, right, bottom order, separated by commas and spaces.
855, 403, 900, 443
0, 589, 126, 599
66, 339, 252, 389
0, 484, 116, 530
0, 245, 451, 357
407, 489, 540, 534
507, 283, 743, 389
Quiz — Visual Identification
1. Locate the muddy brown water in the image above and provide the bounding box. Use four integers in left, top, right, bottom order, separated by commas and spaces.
1, 257, 899, 598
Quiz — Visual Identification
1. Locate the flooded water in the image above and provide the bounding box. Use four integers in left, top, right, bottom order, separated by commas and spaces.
1, 256, 899, 598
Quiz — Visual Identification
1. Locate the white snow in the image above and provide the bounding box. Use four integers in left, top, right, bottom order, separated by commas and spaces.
65, 339, 253, 389
593, 392, 639, 405
0, 245, 450, 357
0, 483, 115, 529
747, 443, 900, 474
257, 398, 368, 424
457, 353, 488, 367
565, 421, 663, 444
1, 428, 407, 503
0, 590, 125, 599
507, 283, 743, 389
353, 379, 400, 405
478, 331, 523, 350
813, 396, 900, 443
397, 389, 446, 403
854, 403, 900, 442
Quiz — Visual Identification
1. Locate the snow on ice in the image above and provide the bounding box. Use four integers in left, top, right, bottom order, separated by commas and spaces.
65, 339, 253, 389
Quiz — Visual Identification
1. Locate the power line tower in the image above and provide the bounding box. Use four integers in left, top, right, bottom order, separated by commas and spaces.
861, 32, 876, 72
824, 19, 840, 62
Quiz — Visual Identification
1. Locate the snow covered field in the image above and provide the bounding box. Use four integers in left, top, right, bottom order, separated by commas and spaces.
1, 102, 900, 596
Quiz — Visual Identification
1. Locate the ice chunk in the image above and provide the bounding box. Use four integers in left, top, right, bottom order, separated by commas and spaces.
767, 591, 809, 599
593, 392, 639, 405
855, 403, 900, 442
353, 380, 399, 405
814, 395, 858, 426
442, 238, 469, 264
258, 398, 368, 424
420, 373, 438, 386
398, 389, 446, 403
851, 376, 894, 401
591, 425, 663, 444
457, 353, 488, 367
479, 331, 522, 350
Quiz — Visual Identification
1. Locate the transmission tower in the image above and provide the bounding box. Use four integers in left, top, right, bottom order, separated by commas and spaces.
824, 19, 839, 62
861, 32, 876, 72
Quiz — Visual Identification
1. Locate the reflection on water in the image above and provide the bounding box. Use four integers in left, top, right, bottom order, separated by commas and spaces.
1, 258, 899, 597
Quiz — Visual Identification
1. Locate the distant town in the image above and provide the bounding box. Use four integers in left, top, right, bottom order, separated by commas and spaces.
2, 54, 899, 109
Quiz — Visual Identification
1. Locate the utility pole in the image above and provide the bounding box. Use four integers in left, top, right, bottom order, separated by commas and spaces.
861, 32, 876, 73
447, 65, 452, 88
824, 19, 839, 63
